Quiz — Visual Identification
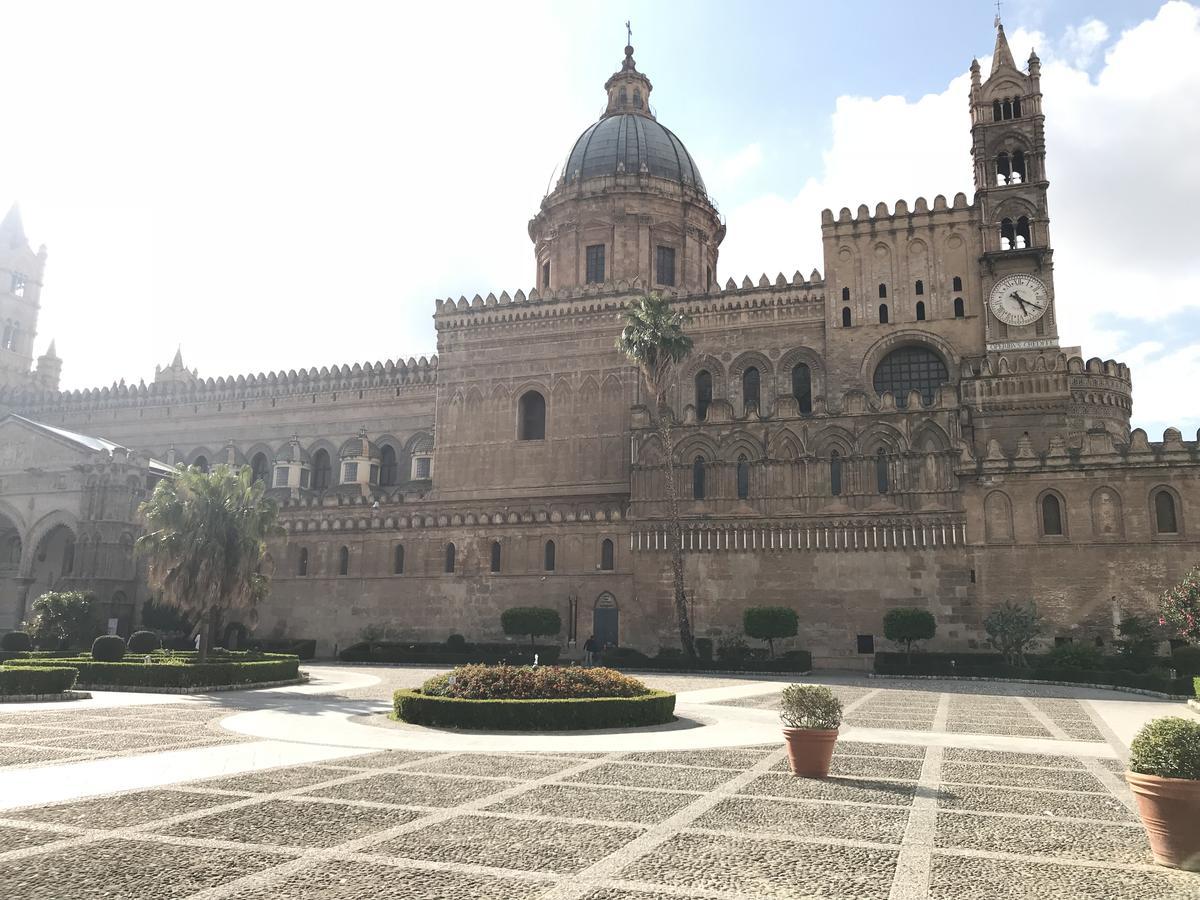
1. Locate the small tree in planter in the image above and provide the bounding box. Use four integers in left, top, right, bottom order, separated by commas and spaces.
882, 608, 936, 665
500, 607, 562, 652
778, 684, 843, 778
1160, 566, 1200, 646
743, 607, 799, 658
1126, 716, 1200, 870
984, 600, 1043, 667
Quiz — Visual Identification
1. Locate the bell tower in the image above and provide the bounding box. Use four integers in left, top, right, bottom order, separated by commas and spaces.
971, 20, 1059, 352
0, 204, 47, 390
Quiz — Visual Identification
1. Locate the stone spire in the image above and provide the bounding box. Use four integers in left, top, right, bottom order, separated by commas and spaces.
991, 19, 1017, 74
603, 39, 654, 119
0, 203, 26, 247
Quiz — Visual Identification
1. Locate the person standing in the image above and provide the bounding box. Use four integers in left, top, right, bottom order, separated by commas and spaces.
583, 634, 598, 666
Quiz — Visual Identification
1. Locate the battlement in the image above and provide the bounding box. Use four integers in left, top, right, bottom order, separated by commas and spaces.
821, 193, 976, 232
961, 426, 1200, 474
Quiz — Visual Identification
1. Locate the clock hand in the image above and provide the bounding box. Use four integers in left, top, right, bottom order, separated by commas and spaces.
1009, 291, 1029, 313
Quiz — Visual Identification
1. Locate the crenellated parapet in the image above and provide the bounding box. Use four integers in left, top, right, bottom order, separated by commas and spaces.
820, 193, 976, 232
957, 425, 1200, 475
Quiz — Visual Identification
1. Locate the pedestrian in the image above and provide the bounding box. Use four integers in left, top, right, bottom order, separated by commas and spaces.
583, 634, 597, 666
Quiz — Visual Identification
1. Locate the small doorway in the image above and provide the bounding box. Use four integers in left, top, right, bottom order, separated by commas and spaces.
593, 592, 619, 650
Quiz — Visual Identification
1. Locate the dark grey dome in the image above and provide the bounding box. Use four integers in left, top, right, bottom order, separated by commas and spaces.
562, 114, 705, 192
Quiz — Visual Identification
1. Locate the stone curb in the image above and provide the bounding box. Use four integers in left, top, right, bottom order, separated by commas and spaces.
74, 675, 309, 695
0, 689, 92, 703
867, 672, 1192, 700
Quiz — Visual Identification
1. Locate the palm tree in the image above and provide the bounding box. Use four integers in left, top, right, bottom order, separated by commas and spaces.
136, 465, 284, 661
616, 292, 696, 657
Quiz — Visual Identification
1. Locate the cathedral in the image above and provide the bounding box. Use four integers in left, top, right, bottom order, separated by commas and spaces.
1, 24, 1197, 665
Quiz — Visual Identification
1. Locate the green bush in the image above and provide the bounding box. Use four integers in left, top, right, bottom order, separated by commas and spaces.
0, 631, 32, 652
91, 635, 127, 662
393, 688, 675, 730
446, 634, 467, 651
874, 651, 1009, 675
984, 601, 1043, 666
247, 638, 316, 660
0, 665, 78, 696
339, 641, 560, 666
695, 637, 713, 661
1172, 645, 1200, 676
1129, 716, 1200, 780
779, 684, 842, 729
1046, 641, 1103, 669
4, 654, 299, 689
500, 607, 562, 649
127, 631, 162, 653
883, 608, 936, 662
28, 591, 96, 650
743, 607, 799, 657
419, 664, 649, 700
716, 634, 750, 662
1114, 614, 1162, 672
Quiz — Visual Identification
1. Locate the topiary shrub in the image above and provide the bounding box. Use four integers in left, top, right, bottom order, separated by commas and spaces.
0, 665, 78, 696
743, 607, 799, 658
1129, 716, 1200, 780
883, 608, 936, 663
984, 600, 1043, 666
0, 631, 32, 652
694, 637, 713, 661
1046, 641, 1104, 669
779, 684, 843, 730
419, 664, 649, 700
500, 607, 562, 650
716, 634, 750, 662
445, 634, 467, 651
1172, 645, 1200, 676
393, 688, 675, 730
127, 630, 161, 653
91, 635, 127, 662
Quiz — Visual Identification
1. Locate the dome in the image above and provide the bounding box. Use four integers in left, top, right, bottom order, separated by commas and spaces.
562, 114, 706, 192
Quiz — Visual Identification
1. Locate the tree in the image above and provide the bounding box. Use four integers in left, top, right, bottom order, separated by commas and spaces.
500, 606, 562, 650
26, 591, 95, 650
883, 608, 937, 664
1114, 614, 1161, 672
616, 292, 696, 657
984, 600, 1043, 667
1160, 566, 1200, 646
136, 465, 283, 661
743, 607, 799, 658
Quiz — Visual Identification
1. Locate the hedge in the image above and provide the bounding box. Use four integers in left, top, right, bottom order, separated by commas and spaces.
600, 647, 812, 673
393, 688, 676, 730
340, 641, 560, 666
0, 666, 78, 696
4, 654, 299, 689
249, 638, 317, 660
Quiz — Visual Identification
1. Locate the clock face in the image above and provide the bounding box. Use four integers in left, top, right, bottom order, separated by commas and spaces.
989, 273, 1049, 326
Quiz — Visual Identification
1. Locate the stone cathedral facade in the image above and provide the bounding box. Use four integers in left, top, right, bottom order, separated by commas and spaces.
1, 25, 1197, 664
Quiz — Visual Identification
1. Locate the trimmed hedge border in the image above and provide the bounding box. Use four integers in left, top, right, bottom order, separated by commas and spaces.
867, 672, 1193, 700
342, 642, 560, 666
393, 688, 676, 731
4, 655, 299, 690
0, 665, 79, 697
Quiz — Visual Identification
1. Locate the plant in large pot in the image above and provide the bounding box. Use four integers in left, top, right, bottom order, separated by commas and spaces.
1126, 716, 1200, 870
779, 684, 843, 778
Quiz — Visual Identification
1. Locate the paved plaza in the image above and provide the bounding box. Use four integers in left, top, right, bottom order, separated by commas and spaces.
0, 667, 1197, 899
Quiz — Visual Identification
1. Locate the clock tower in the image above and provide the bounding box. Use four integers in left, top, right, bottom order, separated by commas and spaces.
970, 20, 1059, 352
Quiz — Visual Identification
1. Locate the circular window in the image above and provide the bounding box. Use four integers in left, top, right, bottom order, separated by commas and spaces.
873, 346, 949, 407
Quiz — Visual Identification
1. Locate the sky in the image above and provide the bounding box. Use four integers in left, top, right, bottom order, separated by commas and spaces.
2, 0, 1197, 437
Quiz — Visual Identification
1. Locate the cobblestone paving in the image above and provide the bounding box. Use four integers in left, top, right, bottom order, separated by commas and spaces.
0, 674, 1197, 899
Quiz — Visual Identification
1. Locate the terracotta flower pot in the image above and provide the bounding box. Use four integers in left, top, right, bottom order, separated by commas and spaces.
1126, 770, 1200, 871
782, 727, 838, 778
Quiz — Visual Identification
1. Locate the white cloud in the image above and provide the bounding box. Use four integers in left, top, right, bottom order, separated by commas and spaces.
1060, 19, 1111, 68
718, 143, 764, 183
717, 1, 1200, 437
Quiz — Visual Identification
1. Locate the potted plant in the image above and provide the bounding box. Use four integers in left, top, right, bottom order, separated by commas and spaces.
1126, 716, 1200, 870
779, 684, 843, 777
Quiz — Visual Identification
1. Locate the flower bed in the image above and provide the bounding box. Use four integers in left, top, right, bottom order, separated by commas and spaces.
0, 665, 78, 696
3, 653, 299, 689
392, 664, 676, 730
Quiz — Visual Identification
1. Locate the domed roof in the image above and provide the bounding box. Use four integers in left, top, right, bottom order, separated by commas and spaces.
562, 114, 705, 192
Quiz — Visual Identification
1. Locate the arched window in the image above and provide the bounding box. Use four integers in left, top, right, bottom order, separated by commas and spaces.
1000, 218, 1015, 251
842, 307, 852, 327
544, 540, 556, 571
518, 390, 546, 441
916, 301, 926, 321
633, 88, 642, 108
694, 370, 712, 421
490, 540, 501, 573
193, 455, 209, 474
952, 276, 963, 292
954, 297, 965, 318
1002, 99, 1013, 120
830, 451, 842, 497
993, 99, 1002, 121
878, 283, 887, 299
879, 304, 889, 324
914, 280, 924, 295
1016, 216, 1031, 248
297, 547, 308, 577
1011, 150, 1026, 183
997, 151, 1011, 185
1154, 490, 1179, 534
1041, 494, 1064, 536
791, 363, 812, 415
742, 367, 760, 413
393, 544, 404, 575
841, 286, 850, 302
600, 538, 615, 570
873, 346, 949, 408
876, 449, 889, 494
338, 546, 350, 576
311, 449, 332, 490
444, 542, 456, 573
692, 456, 706, 500
736, 454, 750, 500
250, 453, 269, 484
379, 445, 397, 486
1012, 97, 1022, 117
